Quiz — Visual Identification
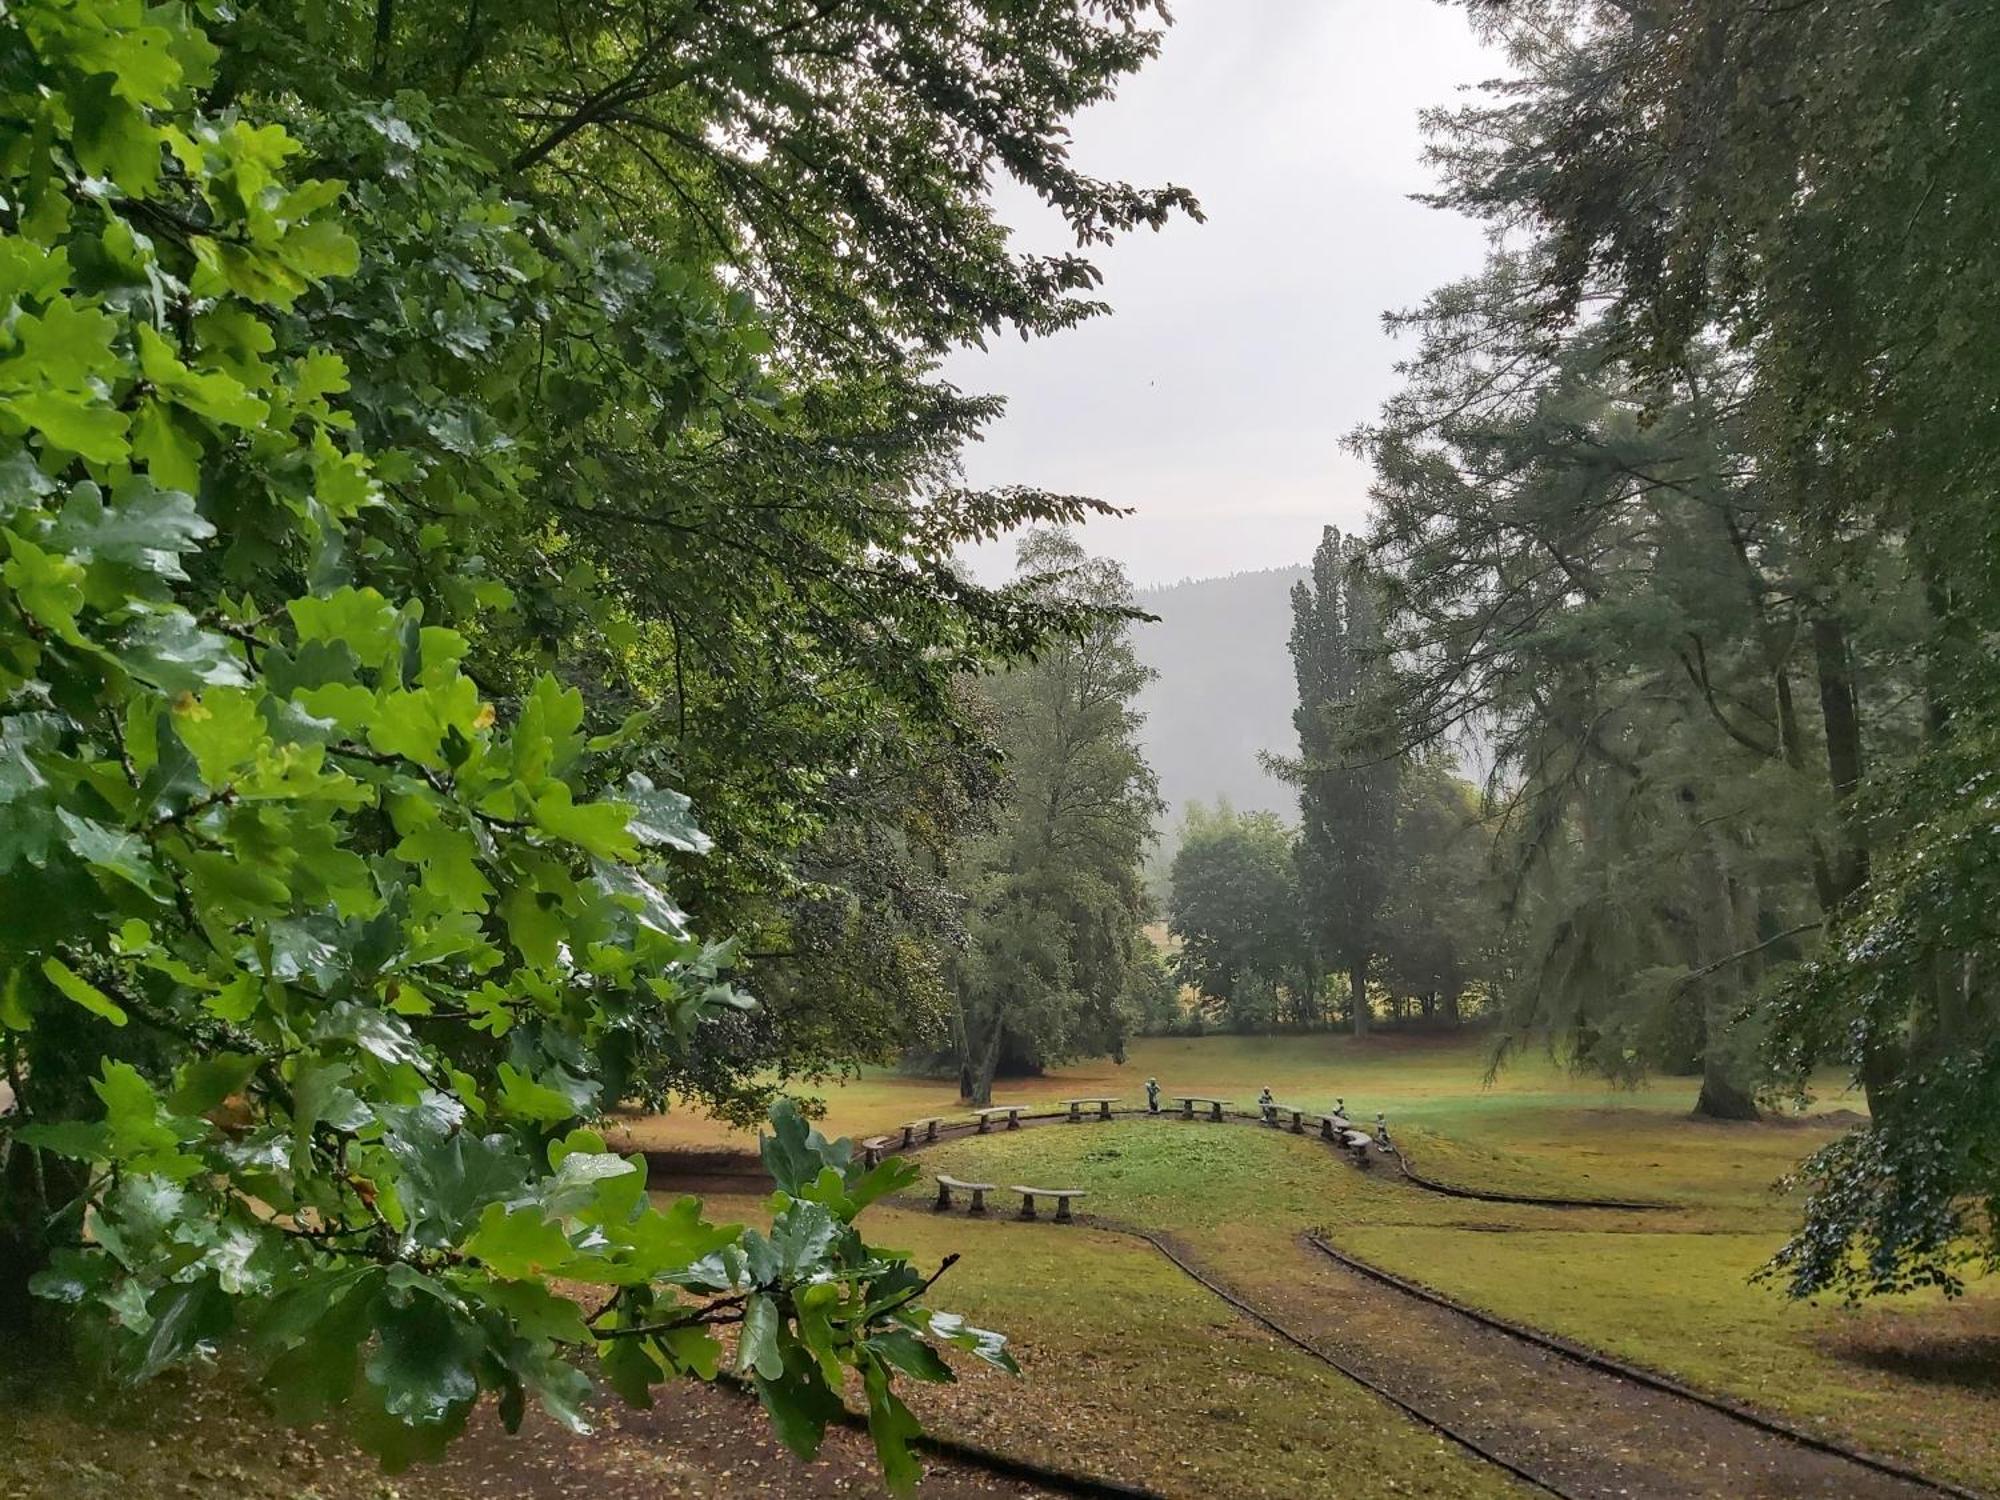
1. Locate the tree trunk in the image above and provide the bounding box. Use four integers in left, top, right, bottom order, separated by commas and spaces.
1683, 806, 1760, 1122
1348, 957, 1370, 1037
0, 1140, 83, 1336
1811, 613, 1896, 1110
1694, 1041, 1762, 1120
949, 993, 974, 1102
970, 1012, 1004, 1107
1811, 614, 1869, 906
1441, 983, 1462, 1026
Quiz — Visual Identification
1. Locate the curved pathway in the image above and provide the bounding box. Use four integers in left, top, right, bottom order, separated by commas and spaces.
641, 1110, 1974, 1500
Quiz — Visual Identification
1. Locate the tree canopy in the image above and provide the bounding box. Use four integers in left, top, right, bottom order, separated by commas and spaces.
946, 530, 1162, 1103
1349, 0, 2000, 1293
0, 0, 1194, 1482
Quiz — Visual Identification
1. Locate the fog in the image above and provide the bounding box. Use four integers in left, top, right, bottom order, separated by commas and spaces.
951, 0, 1500, 587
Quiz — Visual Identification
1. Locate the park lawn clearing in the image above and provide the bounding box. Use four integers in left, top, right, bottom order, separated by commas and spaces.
693, 1189, 1527, 1499
615, 1028, 1856, 1171
917, 1113, 2000, 1493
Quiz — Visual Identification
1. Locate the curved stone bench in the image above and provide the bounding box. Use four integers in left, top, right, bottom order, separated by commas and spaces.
1011, 1185, 1087, 1222
1060, 1096, 1120, 1122
972, 1104, 1028, 1133
899, 1117, 943, 1148
934, 1174, 997, 1215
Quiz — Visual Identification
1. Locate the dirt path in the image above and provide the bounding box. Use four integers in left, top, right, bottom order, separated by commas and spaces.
1157, 1229, 1947, 1500
429, 1377, 1073, 1500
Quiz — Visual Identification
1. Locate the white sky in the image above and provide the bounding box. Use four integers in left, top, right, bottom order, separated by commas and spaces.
951, 1, 1501, 588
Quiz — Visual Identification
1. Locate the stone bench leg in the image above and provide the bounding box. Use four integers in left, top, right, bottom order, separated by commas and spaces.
968, 1187, 988, 1216
1067, 1101, 1081, 1122
1017, 1191, 1038, 1221
1290, 1112, 1304, 1135
1209, 1101, 1223, 1122
977, 1114, 990, 1133
1097, 1101, 1112, 1121
1006, 1111, 1020, 1130
1320, 1118, 1335, 1141
925, 1120, 939, 1142
934, 1181, 953, 1211
1054, 1195, 1075, 1224
901, 1125, 916, 1149
1180, 1100, 1194, 1119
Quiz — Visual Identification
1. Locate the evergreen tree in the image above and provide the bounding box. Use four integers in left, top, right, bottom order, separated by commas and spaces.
1425, 0, 2000, 1291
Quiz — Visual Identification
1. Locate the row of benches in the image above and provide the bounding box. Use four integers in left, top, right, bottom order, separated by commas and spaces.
869, 1100, 1381, 1156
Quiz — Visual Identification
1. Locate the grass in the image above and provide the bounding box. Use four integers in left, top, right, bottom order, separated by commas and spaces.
614, 1027, 1857, 1160
697, 1188, 1526, 1500
12, 1030, 1990, 1499
913, 1106, 2000, 1493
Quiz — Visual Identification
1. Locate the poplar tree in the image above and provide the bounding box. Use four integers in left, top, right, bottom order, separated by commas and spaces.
1278, 527, 1396, 1037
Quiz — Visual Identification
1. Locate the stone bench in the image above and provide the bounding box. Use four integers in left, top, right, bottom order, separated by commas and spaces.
1059, 1096, 1119, 1122
1264, 1103, 1311, 1133
1339, 1127, 1374, 1166
860, 1134, 894, 1168
934, 1174, 997, 1215
1011, 1185, 1087, 1223
1317, 1113, 1353, 1142
1177, 1095, 1228, 1121
899, 1117, 943, 1149
972, 1104, 1028, 1133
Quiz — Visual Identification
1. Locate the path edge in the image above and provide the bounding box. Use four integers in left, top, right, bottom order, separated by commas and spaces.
1301, 1233, 1984, 1500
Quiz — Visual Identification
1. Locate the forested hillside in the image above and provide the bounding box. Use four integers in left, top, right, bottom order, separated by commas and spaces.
1131, 566, 1305, 831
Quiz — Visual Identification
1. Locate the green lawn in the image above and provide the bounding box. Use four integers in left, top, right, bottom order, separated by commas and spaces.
698, 1188, 1526, 1500
615, 1027, 1857, 1161
913, 1105, 2000, 1493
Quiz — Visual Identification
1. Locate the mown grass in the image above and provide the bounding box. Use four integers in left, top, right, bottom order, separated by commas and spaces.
916, 1113, 2000, 1493
614, 1027, 1856, 1161
698, 1188, 1526, 1500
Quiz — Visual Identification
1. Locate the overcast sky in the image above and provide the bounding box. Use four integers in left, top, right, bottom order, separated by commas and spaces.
950, 1, 1501, 588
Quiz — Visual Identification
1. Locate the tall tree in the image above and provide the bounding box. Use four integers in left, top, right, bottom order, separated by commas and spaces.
1429, 0, 2000, 1295
1354, 262, 1899, 1117
1277, 527, 1396, 1036
949, 532, 1161, 1104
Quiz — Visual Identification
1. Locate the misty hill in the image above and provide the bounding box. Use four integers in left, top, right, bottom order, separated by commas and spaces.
1131, 565, 1306, 839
